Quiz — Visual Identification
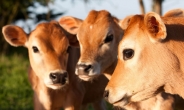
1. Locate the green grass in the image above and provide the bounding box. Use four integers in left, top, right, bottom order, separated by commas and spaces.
0, 54, 113, 110
0, 54, 33, 110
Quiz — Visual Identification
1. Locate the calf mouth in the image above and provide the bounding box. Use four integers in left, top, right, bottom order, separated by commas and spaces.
78, 75, 94, 81
46, 80, 69, 90
47, 83, 68, 90
112, 95, 130, 107
113, 98, 128, 107
75, 62, 101, 81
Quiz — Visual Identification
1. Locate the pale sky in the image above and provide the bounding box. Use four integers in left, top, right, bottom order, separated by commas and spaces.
55, 0, 184, 19
15, 0, 184, 32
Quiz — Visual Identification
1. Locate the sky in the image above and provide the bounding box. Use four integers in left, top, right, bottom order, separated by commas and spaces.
15, 0, 184, 32
53, 0, 184, 19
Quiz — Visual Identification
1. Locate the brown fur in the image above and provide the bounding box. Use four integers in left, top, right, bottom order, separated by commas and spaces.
59, 10, 182, 110
105, 11, 184, 109
2, 21, 108, 110
59, 10, 123, 81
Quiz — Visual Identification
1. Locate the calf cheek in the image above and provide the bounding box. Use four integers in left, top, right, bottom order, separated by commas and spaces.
108, 61, 125, 88
108, 60, 141, 93
99, 46, 116, 71
29, 53, 48, 80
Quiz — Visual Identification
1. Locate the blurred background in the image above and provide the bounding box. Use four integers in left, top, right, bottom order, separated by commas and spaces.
0, 0, 183, 109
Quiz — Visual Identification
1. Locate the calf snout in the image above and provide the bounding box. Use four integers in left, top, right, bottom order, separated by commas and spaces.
76, 64, 93, 75
104, 87, 130, 106
49, 72, 68, 85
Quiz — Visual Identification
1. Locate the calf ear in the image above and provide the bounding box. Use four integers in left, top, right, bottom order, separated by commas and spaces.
119, 15, 133, 30
59, 16, 83, 35
144, 12, 167, 42
2, 25, 28, 47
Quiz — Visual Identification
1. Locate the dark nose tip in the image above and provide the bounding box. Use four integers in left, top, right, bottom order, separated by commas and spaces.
76, 64, 92, 74
49, 72, 68, 84
103, 90, 109, 100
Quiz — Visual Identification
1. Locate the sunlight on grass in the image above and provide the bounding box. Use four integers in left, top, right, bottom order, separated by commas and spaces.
0, 54, 33, 110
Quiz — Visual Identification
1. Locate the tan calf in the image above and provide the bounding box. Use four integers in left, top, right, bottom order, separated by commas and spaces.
59, 10, 181, 110
59, 10, 123, 81
105, 11, 184, 108
2, 21, 108, 110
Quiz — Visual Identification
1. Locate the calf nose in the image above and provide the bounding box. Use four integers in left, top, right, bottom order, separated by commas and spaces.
49, 72, 68, 84
103, 90, 109, 101
76, 64, 93, 75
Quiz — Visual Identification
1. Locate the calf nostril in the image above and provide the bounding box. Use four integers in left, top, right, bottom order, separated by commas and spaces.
84, 65, 92, 72
76, 64, 93, 74
50, 72, 68, 84
50, 73, 58, 81
63, 72, 67, 77
61, 72, 68, 85
103, 90, 109, 99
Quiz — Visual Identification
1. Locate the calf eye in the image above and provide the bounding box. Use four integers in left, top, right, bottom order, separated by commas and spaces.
32, 46, 39, 53
104, 34, 113, 43
123, 49, 134, 60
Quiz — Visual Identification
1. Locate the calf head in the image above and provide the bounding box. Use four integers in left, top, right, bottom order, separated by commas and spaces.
104, 12, 184, 107
2, 21, 78, 89
59, 10, 123, 81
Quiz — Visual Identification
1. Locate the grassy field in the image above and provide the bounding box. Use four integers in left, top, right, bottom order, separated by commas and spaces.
0, 54, 33, 110
0, 54, 113, 110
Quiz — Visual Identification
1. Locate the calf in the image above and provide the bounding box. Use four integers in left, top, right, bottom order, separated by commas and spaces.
59, 10, 123, 81
2, 21, 108, 110
105, 11, 184, 108
59, 10, 181, 110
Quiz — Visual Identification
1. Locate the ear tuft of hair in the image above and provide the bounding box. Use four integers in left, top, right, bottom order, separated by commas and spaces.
144, 12, 167, 42
2, 25, 27, 47
59, 16, 82, 35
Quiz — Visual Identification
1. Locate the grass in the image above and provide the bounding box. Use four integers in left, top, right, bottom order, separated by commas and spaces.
0, 54, 33, 110
0, 54, 114, 110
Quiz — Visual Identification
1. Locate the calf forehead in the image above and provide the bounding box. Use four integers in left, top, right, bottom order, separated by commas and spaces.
29, 22, 69, 52
78, 10, 114, 44
119, 15, 146, 57
84, 10, 112, 24
123, 15, 144, 39
34, 21, 65, 39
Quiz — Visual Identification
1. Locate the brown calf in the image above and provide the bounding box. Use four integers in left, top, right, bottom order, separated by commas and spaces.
105, 11, 184, 108
59, 10, 123, 81
58, 10, 182, 110
2, 21, 108, 110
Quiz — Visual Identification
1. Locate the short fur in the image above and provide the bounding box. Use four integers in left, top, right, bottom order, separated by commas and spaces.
59, 10, 184, 110
2, 21, 108, 110
105, 11, 184, 109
